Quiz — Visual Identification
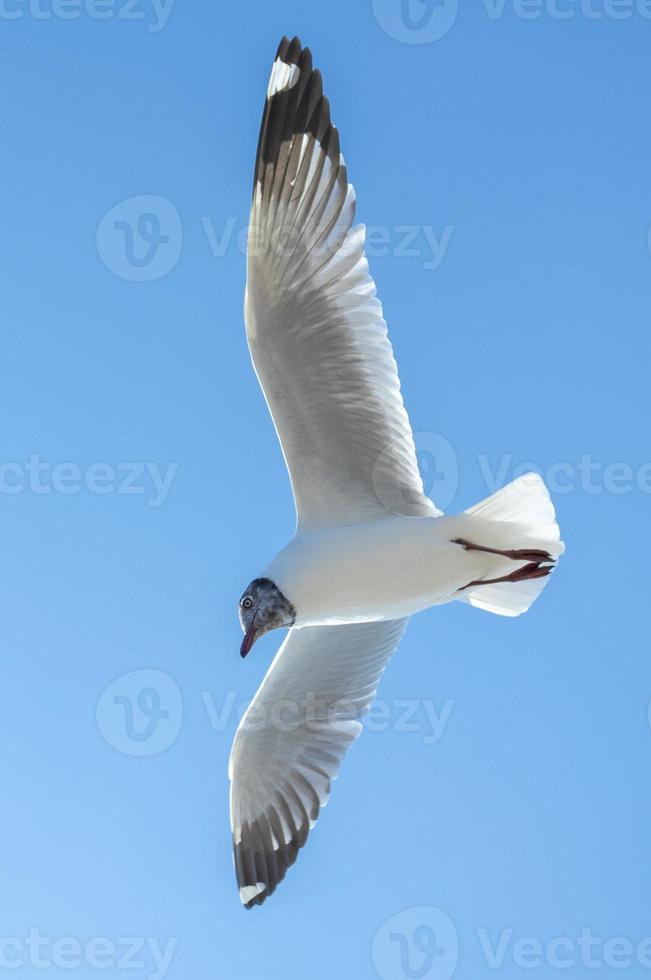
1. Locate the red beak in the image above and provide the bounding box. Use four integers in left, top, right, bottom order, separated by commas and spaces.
240, 623, 257, 658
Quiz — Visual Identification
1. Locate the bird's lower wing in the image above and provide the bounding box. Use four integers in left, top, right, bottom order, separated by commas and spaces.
245, 36, 438, 527
228, 618, 408, 908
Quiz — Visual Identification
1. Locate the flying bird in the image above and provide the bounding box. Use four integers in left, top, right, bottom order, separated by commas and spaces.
228, 36, 564, 909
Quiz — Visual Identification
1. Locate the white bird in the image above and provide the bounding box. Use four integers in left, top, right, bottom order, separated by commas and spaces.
229, 36, 564, 909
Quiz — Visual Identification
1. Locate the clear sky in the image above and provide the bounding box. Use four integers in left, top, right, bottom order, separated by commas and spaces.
2, 2, 650, 979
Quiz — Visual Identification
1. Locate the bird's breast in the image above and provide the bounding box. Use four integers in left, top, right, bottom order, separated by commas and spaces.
264, 516, 477, 625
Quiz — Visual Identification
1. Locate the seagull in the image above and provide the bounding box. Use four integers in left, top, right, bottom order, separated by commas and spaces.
228, 36, 564, 909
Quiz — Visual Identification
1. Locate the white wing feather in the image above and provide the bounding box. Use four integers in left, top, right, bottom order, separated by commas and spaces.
245, 36, 438, 527
229, 618, 408, 907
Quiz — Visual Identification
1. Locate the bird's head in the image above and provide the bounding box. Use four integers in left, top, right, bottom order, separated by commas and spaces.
238, 578, 296, 658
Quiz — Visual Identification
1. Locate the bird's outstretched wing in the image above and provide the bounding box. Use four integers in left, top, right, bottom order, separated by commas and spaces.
245, 36, 438, 527
228, 618, 408, 908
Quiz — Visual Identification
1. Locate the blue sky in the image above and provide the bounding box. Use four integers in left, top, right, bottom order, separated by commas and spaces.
2, 2, 650, 978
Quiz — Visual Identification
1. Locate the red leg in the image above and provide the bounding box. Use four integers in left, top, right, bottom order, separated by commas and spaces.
460, 561, 553, 592
453, 538, 554, 564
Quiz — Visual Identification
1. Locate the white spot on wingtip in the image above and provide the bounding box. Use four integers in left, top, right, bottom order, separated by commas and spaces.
240, 882, 267, 905
267, 59, 300, 98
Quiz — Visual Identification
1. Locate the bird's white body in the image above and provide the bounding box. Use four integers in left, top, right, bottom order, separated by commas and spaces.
266, 515, 503, 625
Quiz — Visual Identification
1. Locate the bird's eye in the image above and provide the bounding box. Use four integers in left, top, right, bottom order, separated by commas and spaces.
241, 596, 253, 610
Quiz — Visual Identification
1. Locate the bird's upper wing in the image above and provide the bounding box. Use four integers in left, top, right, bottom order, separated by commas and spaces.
228, 617, 408, 908
245, 36, 438, 528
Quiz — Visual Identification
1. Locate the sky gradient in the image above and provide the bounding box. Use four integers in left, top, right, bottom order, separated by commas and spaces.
2, 2, 650, 979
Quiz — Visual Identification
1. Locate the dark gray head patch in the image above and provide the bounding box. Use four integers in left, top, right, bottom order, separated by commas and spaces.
238, 577, 296, 640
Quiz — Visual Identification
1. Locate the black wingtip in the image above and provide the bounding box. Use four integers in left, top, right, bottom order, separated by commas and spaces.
253, 36, 343, 193
286, 36, 302, 64
275, 36, 289, 59
276, 35, 303, 62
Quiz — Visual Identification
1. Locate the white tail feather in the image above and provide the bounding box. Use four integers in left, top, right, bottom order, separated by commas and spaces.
460, 473, 564, 617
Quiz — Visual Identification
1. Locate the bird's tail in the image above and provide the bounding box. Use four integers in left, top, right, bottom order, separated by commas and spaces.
458, 472, 564, 617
